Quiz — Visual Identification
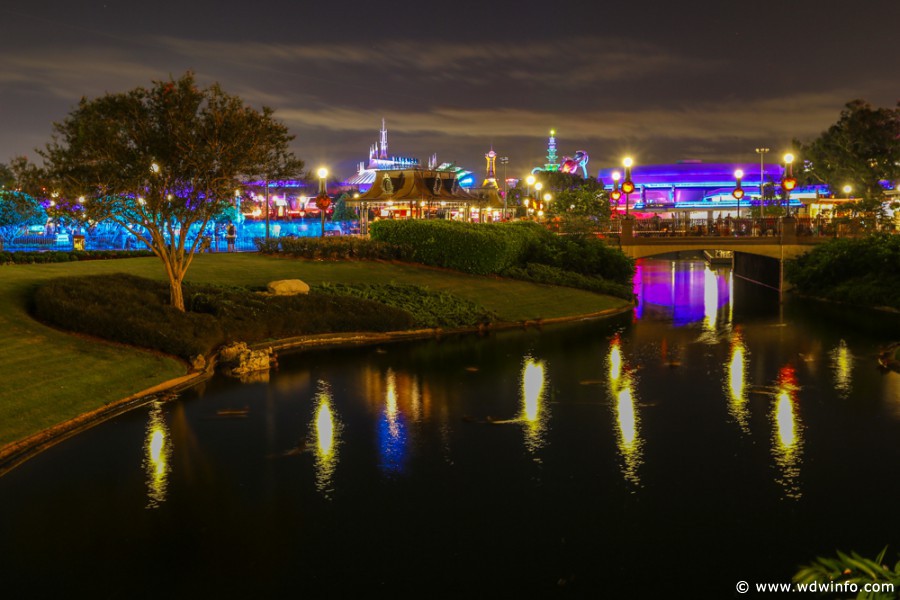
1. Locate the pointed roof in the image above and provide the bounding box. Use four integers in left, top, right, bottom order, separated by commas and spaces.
351, 169, 478, 204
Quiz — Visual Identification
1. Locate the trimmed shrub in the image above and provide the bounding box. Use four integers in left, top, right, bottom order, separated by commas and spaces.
523, 234, 635, 284
786, 234, 900, 309
369, 219, 548, 275
33, 273, 415, 360
255, 236, 400, 260
0, 250, 155, 264
501, 263, 633, 299
315, 282, 497, 328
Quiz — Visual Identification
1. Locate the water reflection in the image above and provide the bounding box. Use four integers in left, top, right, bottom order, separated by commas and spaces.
379, 369, 409, 474
311, 381, 341, 496
703, 266, 719, 335
770, 366, 803, 500
520, 356, 548, 454
143, 400, 171, 509
633, 260, 730, 330
726, 328, 750, 433
830, 340, 853, 398
608, 335, 642, 486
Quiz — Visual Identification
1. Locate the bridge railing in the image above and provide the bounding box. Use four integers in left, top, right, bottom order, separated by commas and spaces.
594, 216, 875, 241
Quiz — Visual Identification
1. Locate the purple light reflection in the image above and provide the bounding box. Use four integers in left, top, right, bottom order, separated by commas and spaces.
633, 259, 730, 327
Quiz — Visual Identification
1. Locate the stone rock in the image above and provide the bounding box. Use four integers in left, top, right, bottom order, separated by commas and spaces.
191, 354, 207, 371
267, 279, 310, 296
219, 341, 273, 377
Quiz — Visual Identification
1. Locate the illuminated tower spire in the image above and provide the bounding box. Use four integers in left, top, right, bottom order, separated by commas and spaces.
483, 148, 498, 188
546, 129, 559, 169
380, 118, 388, 159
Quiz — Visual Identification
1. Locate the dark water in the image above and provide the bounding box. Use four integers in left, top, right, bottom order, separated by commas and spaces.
2, 259, 898, 598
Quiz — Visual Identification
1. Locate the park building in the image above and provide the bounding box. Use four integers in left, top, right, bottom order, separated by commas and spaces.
595, 161, 825, 220
344, 119, 476, 192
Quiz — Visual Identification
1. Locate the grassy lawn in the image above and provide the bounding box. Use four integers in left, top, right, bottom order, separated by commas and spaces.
0, 253, 630, 448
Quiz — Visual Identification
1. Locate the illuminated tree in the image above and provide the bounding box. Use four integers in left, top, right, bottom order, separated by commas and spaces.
0, 157, 46, 246
40, 72, 304, 310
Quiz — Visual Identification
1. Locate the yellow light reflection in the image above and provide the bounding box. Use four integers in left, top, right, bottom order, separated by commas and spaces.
831, 340, 853, 398
614, 376, 642, 486
703, 266, 719, 335
520, 357, 548, 453
312, 381, 340, 495
770, 366, 803, 500
726, 330, 749, 433
609, 336, 622, 383
608, 336, 642, 487
385, 368, 401, 440
143, 400, 171, 509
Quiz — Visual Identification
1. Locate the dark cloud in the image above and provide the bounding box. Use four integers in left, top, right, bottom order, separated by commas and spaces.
1, 1, 898, 178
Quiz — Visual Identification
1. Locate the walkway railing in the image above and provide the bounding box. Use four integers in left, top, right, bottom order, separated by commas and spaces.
594, 216, 875, 240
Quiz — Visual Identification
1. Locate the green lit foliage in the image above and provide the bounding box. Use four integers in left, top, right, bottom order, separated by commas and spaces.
314, 282, 496, 328
785, 235, 900, 309
370, 219, 548, 275
369, 219, 634, 288
33, 274, 413, 359
798, 100, 900, 208
331, 192, 357, 222
794, 547, 900, 600
39, 72, 304, 311
255, 235, 398, 260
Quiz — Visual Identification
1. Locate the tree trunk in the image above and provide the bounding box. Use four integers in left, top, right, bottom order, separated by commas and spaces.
169, 277, 185, 312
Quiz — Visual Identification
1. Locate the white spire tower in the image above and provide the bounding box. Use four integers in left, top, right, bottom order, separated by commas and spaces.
379, 118, 388, 159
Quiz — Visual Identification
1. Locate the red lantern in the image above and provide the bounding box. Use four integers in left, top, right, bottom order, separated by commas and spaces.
611, 190, 622, 201
621, 180, 635, 194
732, 188, 745, 200
315, 193, 331, 210
781, 178, 797, 192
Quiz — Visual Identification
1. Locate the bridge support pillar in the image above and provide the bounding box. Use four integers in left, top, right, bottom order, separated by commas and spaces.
733, 251, 784, 296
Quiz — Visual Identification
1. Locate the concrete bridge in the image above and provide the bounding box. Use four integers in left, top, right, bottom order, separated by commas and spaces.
612, 217, 833, 292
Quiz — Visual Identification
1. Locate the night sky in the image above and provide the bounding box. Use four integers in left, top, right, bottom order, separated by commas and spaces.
1, 0, 898, 181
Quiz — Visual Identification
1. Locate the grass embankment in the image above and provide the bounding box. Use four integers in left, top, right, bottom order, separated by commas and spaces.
0, 253, 630, 448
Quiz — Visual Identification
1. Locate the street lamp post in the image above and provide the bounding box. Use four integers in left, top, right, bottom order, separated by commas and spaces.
499, 156, 509, 218
755, 147, 769, 217
611, 171, 622, 217
316, 167, 330, 238
622, 157, 635, 218
733, 169, 745, 220
534, 182, 543, 219
781, 153, 796, 218
525, 175, 535, 216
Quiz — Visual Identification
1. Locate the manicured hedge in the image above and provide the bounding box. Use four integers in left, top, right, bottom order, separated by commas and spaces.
33, 273, 414, 360
369, 219, 548, 275
369, 219, 634, 284
501, 263, 633, 299
315, 282, 497, 328
255, 236, 400, 260
1, 250, 155, 264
